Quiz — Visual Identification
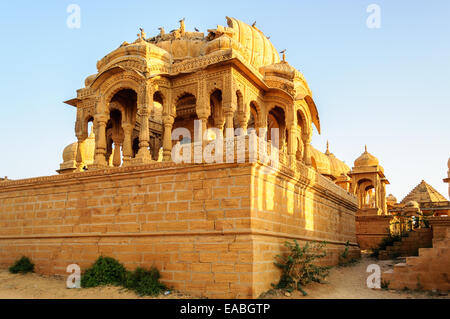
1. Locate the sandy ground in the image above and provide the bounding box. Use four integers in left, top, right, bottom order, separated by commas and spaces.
0, 255, 447, 299
0, 270, 192, 299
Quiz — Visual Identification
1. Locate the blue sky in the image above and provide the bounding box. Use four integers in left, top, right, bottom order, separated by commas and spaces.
0, 0, 449, 200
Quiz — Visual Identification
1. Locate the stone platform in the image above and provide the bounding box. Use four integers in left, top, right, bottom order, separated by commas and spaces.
0, 160, 359, 298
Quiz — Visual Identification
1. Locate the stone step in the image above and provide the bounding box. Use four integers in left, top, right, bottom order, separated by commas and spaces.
433, 239, 450, 248
419, 248, 433, 258
393, 263, 410, 273
406, 256, 420, 266
381, 269, 394, 282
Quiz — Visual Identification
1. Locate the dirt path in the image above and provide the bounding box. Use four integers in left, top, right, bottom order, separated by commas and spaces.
0, 256, 447, 299
262, 255, 448, 299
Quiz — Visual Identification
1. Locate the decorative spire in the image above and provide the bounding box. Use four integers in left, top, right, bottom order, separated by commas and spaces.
325, 140, 331, 155
365, 144, 368, 153
280, 49, 286, 62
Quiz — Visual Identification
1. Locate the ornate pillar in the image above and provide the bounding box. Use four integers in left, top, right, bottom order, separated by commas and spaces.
197, 110, 209, 138
162, 115, 174, 161
134, 82, 153, 164
112, 140, 122, 167
302, 132, 312, 166
287, 123, 297, 166
257, 112, 267, 137
135, 105, 152, 164
238, 112, 248, 135
215, 117, 225, 131
75, 132, 88, 171
445, 158, 450, 199
93, 114, 108, 167
122, 123, 134, 166
224, 109, 234, 130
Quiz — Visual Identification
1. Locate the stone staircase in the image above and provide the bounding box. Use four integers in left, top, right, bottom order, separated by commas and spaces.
378, 228, 432, 260
382, 228, 450, 291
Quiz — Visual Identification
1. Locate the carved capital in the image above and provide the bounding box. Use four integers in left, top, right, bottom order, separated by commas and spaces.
122, 123, 134, 132
94, 113, 109, 125
162, 115, 174, 126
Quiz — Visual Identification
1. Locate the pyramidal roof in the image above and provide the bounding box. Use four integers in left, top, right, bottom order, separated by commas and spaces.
400, 180, 448, 204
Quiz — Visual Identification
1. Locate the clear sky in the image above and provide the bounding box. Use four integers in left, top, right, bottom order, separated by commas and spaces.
0, 0, 449, 200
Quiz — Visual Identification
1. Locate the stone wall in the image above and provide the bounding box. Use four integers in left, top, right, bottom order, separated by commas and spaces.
250, 163, 360, 295
355, 215, 392, 249
0, 161, 358, 298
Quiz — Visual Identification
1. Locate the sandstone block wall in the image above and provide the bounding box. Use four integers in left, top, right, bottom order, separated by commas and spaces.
355, 215, 392, 249
0, 161, 358, 298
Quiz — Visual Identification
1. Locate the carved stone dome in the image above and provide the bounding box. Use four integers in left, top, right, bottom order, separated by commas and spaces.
85, 74, 97, 87
62, 142, 78, 164
259, 61, 296, 81
59, 129, 96, 171
405, 200, 420, 208
328, 154, 351, 177
354, 146, 379, 167
96, 41, 171, 74
387, 194, 397, 204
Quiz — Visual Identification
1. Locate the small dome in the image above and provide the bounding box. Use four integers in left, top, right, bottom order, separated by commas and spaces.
62, 142, 78, 163
310, 146, 331, 175
259, 61, 296, 81
325, 142, 350, 177
85, 74, 97, 87
387, 194, 397, 204
405, 200, 419, 208
59, 128, 96, 171
205, 35, 235, 55
354, 145, 379, 167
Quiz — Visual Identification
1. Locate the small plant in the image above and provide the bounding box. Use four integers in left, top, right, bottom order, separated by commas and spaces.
338, 241, 350, 265
371, 232, 404, 259
272, 240, 330, 296
420, 216, 430, 229
338, 241, 359, 266
81, 256, 127, 288
9, 256, 34, 274
416, 275, 424, 291
124, 267, 167, 296
370, 248, 380, 258
381, 279, 390, 290
391, 252, 401, 259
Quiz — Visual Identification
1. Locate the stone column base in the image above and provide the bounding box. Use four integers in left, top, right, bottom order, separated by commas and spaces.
130, 157, 155, 166
87, 163, 109, 170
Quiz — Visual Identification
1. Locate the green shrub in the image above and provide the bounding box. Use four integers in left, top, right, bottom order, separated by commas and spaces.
124, 267, 167, 296
338, 241, 358, 266
272, 240, 330, 295
370, 248, 380, 258
81, 256, 127, 288
9, 256, 34, 274
80, 256, 167, 297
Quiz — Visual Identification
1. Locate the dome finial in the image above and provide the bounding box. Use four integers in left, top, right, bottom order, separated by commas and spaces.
365, 144, 367, 153
325, 140, 331, 155
280, 49, 286, 62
